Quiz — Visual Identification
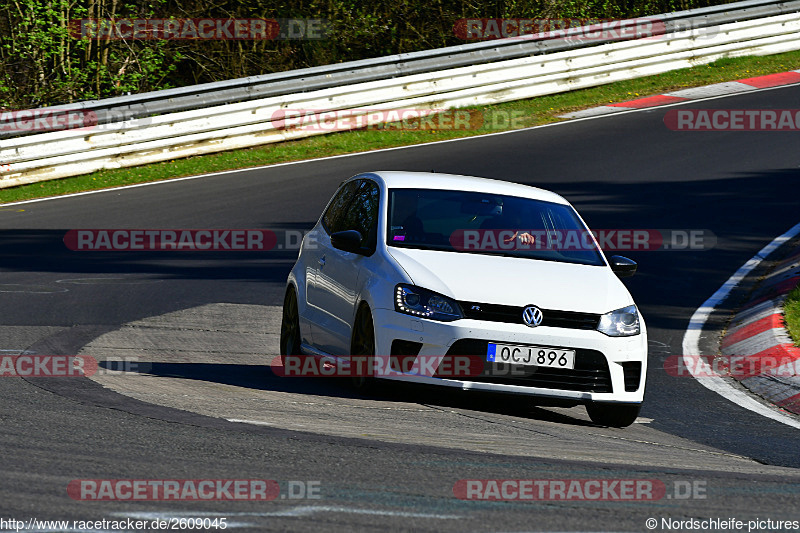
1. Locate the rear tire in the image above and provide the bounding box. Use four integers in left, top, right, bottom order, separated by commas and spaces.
280, 287, 302, 366
586, 402, 641, 428
350, 305, 376, 391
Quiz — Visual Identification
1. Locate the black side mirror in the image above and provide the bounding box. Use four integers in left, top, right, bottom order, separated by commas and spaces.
609, 255, 637, 278
331, 230, 364, 254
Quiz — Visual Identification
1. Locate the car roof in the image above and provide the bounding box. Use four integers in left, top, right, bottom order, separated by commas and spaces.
360, 171, 569, 205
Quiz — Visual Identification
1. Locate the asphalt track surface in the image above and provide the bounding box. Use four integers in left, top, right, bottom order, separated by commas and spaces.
2, 84, 800, 531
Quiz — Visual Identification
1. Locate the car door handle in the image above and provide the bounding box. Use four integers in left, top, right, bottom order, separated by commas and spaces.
318, 256, 326, 267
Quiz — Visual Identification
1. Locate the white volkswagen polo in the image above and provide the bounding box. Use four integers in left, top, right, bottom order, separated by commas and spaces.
281, 171, 647, 427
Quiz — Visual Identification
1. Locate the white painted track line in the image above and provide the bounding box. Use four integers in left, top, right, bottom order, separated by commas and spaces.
681, 221, 800, 430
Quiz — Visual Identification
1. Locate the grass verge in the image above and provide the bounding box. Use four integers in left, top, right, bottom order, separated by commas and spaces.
785, 283, 800, 347
2, 51, 800, 204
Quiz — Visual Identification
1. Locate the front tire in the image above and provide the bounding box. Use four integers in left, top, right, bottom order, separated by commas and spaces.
280, 287, 302, 366
586, 402, 641, 428
350, 304, 375, 391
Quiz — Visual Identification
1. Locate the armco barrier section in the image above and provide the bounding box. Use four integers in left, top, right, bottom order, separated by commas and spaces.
2, 7, 800, 188
2, 0, 797, 134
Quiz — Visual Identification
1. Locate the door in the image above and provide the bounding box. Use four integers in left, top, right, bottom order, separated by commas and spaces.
308, 179, 380, 355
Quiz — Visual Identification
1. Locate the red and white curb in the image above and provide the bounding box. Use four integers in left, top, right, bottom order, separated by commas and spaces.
682, 222, 800, 430
560, 70, 800, 119
720, 249, 800, 414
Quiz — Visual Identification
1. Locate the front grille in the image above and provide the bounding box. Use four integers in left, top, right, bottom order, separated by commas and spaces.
459, 301, 600, 330
442, 339, 612, 393
621, 361, 642, 392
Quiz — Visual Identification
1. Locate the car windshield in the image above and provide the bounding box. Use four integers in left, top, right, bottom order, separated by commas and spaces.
387, 188, 605, 266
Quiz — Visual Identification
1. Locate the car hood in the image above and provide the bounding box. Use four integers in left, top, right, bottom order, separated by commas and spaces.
386, 247, 632, 314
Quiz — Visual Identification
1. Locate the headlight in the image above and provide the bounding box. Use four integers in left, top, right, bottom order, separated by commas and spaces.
597, 305, 640, 336
395, 284, 462, 322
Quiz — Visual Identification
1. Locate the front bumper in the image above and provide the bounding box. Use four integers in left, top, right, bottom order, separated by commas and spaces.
371, 307, 647, 403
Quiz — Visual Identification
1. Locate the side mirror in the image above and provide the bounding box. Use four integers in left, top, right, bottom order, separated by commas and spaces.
609, 255, 637, 278
331, 230, 364, 254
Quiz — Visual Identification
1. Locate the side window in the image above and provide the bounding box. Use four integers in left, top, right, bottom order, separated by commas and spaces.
336, 180, 380, 253
321, 181, 359, 234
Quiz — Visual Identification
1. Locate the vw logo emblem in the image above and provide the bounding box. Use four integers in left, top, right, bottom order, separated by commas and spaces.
522, 306, 543, 327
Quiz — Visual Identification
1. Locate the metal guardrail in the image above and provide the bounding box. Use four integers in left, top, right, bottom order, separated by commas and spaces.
1, 0, 800, 188
2, 0, 798, 132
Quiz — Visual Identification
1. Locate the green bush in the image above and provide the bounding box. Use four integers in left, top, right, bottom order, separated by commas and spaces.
785, 284, 800, 347
0, 0, 738, 108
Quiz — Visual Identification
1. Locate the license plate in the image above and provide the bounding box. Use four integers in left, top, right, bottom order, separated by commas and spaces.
487, 343, 575, 370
